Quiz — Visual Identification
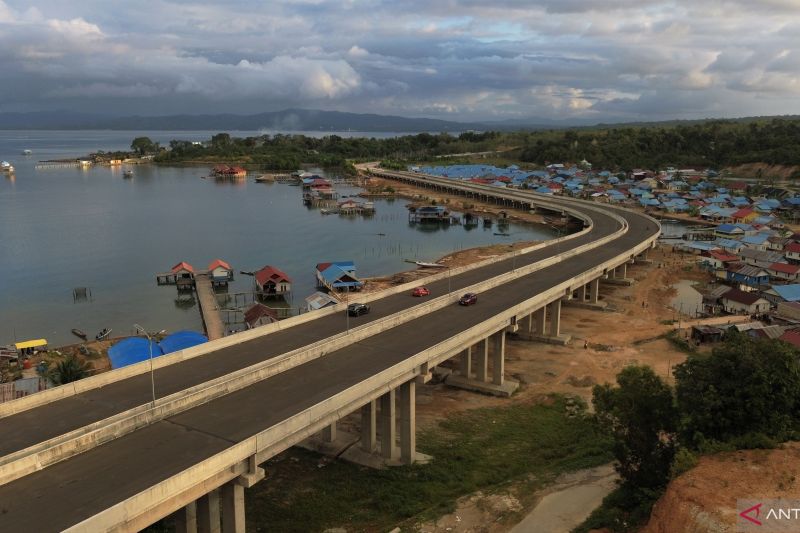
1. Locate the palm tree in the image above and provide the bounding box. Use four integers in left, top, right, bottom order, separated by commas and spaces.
49, 355, 92, 385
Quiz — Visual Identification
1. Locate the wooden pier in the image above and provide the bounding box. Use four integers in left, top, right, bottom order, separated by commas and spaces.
193, 273, 225, 340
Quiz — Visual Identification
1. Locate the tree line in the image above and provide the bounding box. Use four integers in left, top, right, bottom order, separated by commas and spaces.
580, 334, 800, 531
129, 117, 800, 173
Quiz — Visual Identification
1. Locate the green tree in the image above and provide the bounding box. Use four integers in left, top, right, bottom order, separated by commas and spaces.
131, 136, 157, 155
211, 132, 232, 148
593, 365, 677, 489
49, 355, 92, 385
674, 334, 800, 446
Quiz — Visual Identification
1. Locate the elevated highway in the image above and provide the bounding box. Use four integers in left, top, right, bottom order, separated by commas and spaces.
0, 170, 659, 532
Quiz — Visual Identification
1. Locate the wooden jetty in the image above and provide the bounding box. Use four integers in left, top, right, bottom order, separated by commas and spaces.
193, 273, 225, 340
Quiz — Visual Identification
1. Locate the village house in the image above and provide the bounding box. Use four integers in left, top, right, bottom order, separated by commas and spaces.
702, 250, 740, 270
767, 262, 800, 282
304, 291, 340, 312
316, 261, 363, 292
737, 248, 786, 269
720, 288, 770, 314
207, 259, 233, 284
762, 284, 800, 306
784, 242, 800, 263
777, 302, 800, 321
725, 264, 770, 288
254, 265, 292, 299
244, 303, 278, 329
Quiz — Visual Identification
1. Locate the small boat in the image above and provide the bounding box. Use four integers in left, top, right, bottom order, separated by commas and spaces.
22, 149, 32, 156
123, 170, 133, 178
71, 328, 87, 340
255, 174, 274, 183
494, 232, 511, 236
240, 270, 255, 276
0, 161, 14, 173
95, 328, 112, 341
415, 261, 447, 268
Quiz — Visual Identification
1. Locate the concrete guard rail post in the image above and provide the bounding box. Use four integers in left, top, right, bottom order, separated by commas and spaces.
0, 182, 600, 419
0, 196, 629, 486
62, 221, 658, 533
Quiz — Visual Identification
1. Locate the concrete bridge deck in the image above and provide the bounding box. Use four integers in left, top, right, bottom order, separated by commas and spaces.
0, 176, 658, 532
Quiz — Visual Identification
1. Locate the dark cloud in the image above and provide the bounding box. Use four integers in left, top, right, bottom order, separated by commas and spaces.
0, 0, 798, 121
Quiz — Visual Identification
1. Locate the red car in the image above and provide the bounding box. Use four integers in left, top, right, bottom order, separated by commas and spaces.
459, 292, 478, 305
412, 286, 431, 297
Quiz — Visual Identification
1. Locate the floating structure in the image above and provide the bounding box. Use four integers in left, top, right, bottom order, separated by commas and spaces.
408, 205, 450, 223
22, 149, 32, 156
207, 259, 234, 287
123, 170, 133, 178
254, 265, 292, 301
315, 261, 363, 292
156, 261, 196, 289
212, 165, 247, 179
1, 161, 14, 173
243, 303, 279, 329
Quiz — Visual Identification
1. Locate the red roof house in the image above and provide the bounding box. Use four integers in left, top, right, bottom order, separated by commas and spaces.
254, 265, 292, 297
171, 261, 195, 278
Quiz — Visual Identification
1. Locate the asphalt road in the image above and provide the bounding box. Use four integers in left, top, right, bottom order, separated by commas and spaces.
0, 191, 657, 531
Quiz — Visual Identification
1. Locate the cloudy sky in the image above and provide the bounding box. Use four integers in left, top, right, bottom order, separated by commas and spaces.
1, 0, 798, 122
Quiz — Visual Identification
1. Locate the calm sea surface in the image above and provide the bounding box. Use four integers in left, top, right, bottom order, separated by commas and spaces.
0, 130, 554, 346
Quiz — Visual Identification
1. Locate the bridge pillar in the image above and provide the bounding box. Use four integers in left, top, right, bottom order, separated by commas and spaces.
459, 347, 472, 378
491, 331, 506, 386
617, 263, 627, 278
197, 489, 221, 533
523, 313, 534, 333
548, 300, 561, 337
475, 338, 489, 382
579, 283, 588, 301
221, 482, 245, 533
589, 278, 600, 304
379, 389, 398, 460
361, 400, 377, 452
321, 422, 337, 443
399, 381, 416, 465
534, 307, 546, 333
174, 502, 197, 533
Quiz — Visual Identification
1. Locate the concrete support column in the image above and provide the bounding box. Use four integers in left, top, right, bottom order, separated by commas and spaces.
197, 489, 221, 533
174, 502, 197, 533
524, 313, 534, 333
589, 279, 600, 304
548, 300, 561, 337
534, 307, 546, 334
475, 338, 489, 382
580, 283, 588, 301
379, 389, 398, 460
617, 263, 627, 278
459, 346, 472, 378
321, 422, 337, 443
221, 482, 245, 533
361, 400, 377, 452
399, 381, 416, 465
491, 331, 506, 386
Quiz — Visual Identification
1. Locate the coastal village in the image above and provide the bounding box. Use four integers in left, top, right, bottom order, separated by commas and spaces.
6, 160, 800, 387
4, 158, 800, 532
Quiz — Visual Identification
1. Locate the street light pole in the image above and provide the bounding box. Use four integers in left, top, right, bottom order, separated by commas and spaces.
134, 324, 165, 408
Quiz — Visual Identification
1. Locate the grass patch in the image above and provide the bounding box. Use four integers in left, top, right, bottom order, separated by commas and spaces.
243, 396, 613, 532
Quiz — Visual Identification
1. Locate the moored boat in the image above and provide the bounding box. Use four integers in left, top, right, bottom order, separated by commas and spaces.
123, 170, 133, 178
71, 328, 87, 340
22, 149, 32, 156
1, 161, 14, 173
95, 328, 112, 341
415, 261, 447, 268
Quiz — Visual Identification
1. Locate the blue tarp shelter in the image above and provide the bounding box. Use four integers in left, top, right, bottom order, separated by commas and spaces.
159, 331, 208, 354
108, 338, 164, 369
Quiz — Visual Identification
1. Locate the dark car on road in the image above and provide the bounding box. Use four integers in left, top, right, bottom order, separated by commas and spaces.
458, 293, 478, 306
347, 303, 370, 316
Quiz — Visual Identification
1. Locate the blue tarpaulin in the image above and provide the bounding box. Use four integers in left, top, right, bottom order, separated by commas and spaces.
159, 331, 208, 354
108, 338, 164, 369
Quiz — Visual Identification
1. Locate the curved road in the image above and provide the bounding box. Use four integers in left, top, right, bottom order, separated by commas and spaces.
0, 177, 658, 531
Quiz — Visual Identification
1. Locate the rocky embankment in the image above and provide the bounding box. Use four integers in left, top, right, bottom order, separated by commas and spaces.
642, 443, 800, 533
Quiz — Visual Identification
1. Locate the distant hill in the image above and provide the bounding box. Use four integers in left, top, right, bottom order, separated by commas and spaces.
0, 109, 488, 133
1, 108, 799, 133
